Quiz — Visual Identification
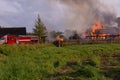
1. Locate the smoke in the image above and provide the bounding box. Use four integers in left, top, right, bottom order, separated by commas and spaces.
47, 0, 116, 32
117, 17, 120, 27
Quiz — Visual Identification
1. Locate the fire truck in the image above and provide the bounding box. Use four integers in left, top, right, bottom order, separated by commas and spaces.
0, 35, 39, 44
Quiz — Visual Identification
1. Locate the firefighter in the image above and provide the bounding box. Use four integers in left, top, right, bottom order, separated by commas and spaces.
55, 35, 64, 47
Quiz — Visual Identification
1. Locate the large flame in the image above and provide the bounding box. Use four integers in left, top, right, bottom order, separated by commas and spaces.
90, 20, 108, 40
91, 20, 104, 33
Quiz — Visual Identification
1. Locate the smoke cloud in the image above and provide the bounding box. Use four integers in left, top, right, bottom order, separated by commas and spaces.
0, 0, 117, 33
46, 0, 116, 32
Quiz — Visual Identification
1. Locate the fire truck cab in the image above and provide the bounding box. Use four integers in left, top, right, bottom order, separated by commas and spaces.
6, 35, 17, 44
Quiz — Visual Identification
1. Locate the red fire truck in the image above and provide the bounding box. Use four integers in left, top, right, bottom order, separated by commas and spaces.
0, 35, 39, 44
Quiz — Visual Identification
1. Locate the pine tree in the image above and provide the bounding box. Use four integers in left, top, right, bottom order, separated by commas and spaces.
33, 15, 47, 43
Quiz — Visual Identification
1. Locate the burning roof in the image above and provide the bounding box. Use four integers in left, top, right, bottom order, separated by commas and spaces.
91, 20, 104, 33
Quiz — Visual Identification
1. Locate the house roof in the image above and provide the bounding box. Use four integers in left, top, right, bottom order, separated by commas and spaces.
0, 27, 26, 36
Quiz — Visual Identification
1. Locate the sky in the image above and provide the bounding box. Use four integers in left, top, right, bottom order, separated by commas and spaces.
0, 0, 120, 32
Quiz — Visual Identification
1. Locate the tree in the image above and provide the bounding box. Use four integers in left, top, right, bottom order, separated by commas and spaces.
33, 15, 47, 43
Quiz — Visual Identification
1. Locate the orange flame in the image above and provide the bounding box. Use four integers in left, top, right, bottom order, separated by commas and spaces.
56, 35, 64, 41
91, 20, 104, 33
90, 20, 107, 40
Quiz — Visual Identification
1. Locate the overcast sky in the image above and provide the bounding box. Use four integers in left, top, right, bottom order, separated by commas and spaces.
0, 0, 120, 32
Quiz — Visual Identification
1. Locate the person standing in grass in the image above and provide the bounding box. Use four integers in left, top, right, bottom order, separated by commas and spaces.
56, 35, 64, 47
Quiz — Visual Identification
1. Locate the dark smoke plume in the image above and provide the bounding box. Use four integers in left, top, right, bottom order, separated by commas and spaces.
48, 0, 116, 32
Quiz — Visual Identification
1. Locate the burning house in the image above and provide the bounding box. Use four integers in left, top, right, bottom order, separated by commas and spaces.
86, 20, 120, 40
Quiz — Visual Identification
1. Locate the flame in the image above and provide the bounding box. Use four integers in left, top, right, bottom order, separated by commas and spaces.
90, 20, 107, 40
91, 20, 104, 34
56, 35, 64, 41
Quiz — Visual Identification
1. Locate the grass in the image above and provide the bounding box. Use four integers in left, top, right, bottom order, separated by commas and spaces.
0, 43, 120, 80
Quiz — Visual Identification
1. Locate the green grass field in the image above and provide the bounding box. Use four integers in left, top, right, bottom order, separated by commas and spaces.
0, 44, 120, 80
